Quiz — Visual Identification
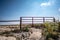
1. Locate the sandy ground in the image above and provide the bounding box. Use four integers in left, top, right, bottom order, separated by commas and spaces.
0, 36, 16, 40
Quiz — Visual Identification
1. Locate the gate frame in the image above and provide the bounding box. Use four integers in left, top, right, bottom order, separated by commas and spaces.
20, 17, 55, 31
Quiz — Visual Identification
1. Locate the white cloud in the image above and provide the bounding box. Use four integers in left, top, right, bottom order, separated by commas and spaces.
40, 0, 55, 7
40, 2, 51, 7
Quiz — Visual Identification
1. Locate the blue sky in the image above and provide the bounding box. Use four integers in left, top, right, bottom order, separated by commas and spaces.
0, 0, 60, 20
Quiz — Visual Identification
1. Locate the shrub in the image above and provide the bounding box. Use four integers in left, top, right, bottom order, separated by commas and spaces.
43, 22, 59, 40
33, 24, 40, 28
22, 27, 29, 32
33, 24, 45, 29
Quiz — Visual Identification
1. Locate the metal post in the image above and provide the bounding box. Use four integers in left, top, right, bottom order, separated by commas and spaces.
32, 17, 33, 27
53, 18, 55, 28
53, 18, 55, 22
20, 17, 22, 32
43, 17, 45, 23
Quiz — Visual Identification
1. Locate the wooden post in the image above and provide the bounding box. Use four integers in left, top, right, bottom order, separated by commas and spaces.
32, 17, 33, 27
20, 17, 22, 32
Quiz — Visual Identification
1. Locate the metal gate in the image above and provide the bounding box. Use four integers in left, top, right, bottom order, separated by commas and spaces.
20, 17, 55, 30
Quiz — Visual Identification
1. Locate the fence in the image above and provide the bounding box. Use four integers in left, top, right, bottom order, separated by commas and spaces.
0, 17, 55, 31
20, 17, 55, 30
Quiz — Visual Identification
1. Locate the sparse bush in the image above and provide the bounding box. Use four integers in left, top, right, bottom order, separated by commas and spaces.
43, 22, 59, 40
22, 27, 29, 32
33, 24, 40, 28
33, 24, 44, 29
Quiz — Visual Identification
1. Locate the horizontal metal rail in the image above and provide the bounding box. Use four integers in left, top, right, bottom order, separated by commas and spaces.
22, 21, 43, 22
22, 17, 54, 18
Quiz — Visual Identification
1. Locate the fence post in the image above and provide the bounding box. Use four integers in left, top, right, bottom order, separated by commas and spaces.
53, 18, 55, 22
20, 17, 22, 32
32, 17, 33, 27
43, 17, 45, 23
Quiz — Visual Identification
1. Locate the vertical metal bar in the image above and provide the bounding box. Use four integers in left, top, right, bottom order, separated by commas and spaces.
53, 18, 55, 22
32, 17, 33, 27
43, 17, 45, 23
20, 17, 22, 32
53, 18, 55, 27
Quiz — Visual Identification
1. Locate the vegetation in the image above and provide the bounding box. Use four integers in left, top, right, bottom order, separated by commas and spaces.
33, 24, 45, 29
58, 22, 60, 32
43, 22, 59, 40
22, 26, 29, 32
0, 21, 60, 40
